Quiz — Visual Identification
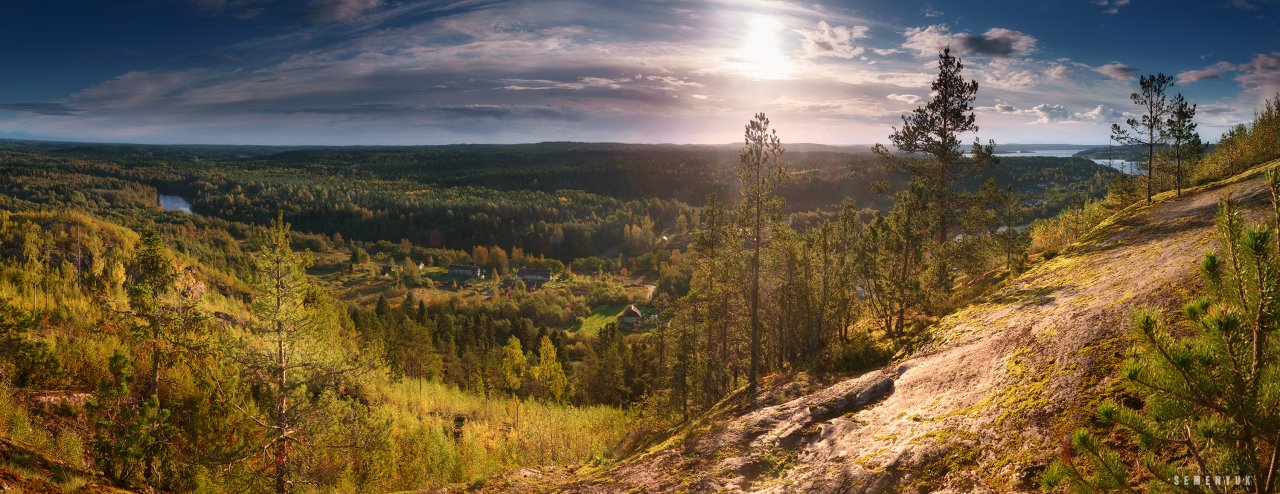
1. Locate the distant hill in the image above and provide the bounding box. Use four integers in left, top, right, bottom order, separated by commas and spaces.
1072, 143, 1216, 162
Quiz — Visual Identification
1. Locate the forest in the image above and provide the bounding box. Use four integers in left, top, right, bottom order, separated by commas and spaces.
4, 45, 1279, 493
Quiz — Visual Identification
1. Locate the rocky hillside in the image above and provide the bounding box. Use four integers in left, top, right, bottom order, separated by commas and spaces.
486, 164, 1279, 493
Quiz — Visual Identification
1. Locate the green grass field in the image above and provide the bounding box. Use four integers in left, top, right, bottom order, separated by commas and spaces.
570, 304, 627, 337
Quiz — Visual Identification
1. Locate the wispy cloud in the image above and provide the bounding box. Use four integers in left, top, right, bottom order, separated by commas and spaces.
1092, 0, 1131, 15
0, 103, 83, 116
796, 20, 869, 59
887, 93, 921, 105
304, 0, 385, 21
1236, 52, 1280, 99
1178, 61, 1238, 83
1094, 62, 1138, 80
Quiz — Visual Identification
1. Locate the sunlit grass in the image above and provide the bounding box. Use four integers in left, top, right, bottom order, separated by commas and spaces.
372, 378, 634, 487
570, 304, 626, 337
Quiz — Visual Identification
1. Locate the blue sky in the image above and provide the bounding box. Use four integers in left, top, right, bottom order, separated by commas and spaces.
1, 0, 1278, 145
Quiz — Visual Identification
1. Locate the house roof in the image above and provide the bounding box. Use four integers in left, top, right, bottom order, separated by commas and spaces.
622, 305, 642, 318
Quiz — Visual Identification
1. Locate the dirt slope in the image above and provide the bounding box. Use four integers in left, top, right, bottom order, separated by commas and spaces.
497, 166, 1276, 494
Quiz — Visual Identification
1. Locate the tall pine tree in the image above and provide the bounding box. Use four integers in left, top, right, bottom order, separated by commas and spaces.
737, 113, 786, 393
1112, 73, 1175, 203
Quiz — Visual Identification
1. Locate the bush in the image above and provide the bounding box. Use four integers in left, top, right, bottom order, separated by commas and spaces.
813, 332, 893, 375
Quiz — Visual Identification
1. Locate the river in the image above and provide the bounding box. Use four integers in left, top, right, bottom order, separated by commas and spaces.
158, 194, 192, 213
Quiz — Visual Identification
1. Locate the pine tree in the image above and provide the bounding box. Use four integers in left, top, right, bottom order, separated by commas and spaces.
854, 184, 930, 337
874, 47, 995, 245
237, 215, 361, 494
1167, 93, 1202, 196
126, 227, 178, 401
690, 194, 736, 402
1112, 73, 1175, 203
737, 112, 786, 393
86, 350, 175, 486
1045, 169, 1280, 492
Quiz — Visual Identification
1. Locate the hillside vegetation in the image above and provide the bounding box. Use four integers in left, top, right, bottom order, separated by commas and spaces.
501, 159, 1278, 494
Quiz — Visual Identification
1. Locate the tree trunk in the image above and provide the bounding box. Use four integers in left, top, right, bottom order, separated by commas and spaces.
276, 319, 288, 494
749, 143, 763, 394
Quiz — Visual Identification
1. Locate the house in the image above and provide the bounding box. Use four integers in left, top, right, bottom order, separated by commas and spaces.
448, 263, 482, 278
620, 305, 643, 325
517, 268, 552, 288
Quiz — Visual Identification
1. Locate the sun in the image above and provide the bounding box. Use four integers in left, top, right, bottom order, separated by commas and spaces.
731, 15, 795, 80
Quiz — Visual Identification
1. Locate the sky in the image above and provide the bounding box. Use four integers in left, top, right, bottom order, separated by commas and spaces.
1, 0, 1278, 146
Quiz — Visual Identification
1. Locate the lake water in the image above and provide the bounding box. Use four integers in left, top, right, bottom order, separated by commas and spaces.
990, 148, 1141, 175
158, 194, 192, 213
1091, 159, 1142, 175
995, 149, 1084, 158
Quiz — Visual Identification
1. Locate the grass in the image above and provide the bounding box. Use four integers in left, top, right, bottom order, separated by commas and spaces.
569, 304, 627, 337
372, 378, 635, 489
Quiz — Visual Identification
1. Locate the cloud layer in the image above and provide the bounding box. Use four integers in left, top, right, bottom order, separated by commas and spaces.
0, 0, 1266, 145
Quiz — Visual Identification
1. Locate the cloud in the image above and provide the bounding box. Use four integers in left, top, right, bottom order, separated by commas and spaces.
305, 0, 384, 21
187, 0, 280, 20
887, 93, 921, 105
923, 6, 943, 17
902, 25, 1037, 58
981, 59, 1040, 89
1092, 0, 1131, 14
1223, 0, 1274, 10
0, 102, 82, 116
1236, 52, 1280, 97
994, 103, 1019, 114
902, 25, 953, 57
770, 96, 896, 119
960, 28, 1038, 57
986, 102, 1078, 124
500, 77, 631, 91
1073, 104, 1122, 121
796, 21, 869, 59
1045, 64, 1072, 82
1029, 103, 1070, 123
259, 103, 583, 121
1095, 62, 1138, 80
1178, 61, 1238, 83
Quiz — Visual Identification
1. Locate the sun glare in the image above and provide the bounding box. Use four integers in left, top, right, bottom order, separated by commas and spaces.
732, 15, 794, 80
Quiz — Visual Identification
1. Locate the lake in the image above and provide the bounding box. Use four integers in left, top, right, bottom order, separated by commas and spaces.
158, 194, 192, 213
992, 148, 1141, 175
994, 149, 1084, 158
1090, 159, 1142, 175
